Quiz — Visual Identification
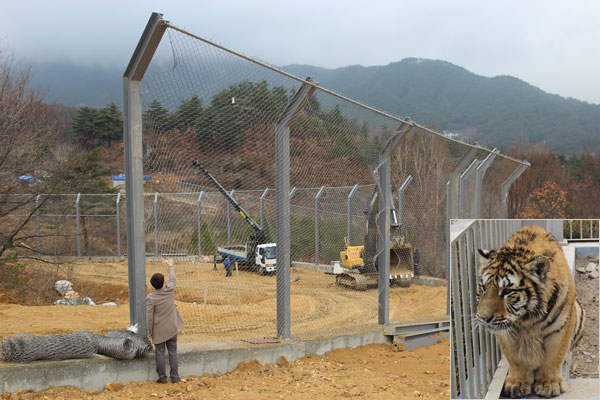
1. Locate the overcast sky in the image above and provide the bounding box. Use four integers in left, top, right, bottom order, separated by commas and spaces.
1, 0, 599, 104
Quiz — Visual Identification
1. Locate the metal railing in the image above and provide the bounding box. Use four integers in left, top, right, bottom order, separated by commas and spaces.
564, 219, 600, 241
450, 219, 523, 399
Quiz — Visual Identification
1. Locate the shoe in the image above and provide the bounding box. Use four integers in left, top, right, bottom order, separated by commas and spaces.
157, 379, 167, 384
170, 378, 180, 383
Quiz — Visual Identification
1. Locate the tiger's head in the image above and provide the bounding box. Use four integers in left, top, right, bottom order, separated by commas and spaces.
475, 248, 550, 332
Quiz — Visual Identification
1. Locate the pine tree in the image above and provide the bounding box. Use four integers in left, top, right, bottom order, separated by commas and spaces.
71, 107, 100, 149
173, 95, 203, 132
143, 100, 170, 134
98, 103, 122, 146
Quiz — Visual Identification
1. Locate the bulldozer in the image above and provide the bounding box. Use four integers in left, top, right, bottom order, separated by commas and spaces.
334, 190, 415, 290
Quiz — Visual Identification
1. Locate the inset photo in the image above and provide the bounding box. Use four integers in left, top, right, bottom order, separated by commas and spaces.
450, 219, 599, 399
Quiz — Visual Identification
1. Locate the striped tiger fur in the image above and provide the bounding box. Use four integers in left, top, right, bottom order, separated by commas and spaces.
476, 225, 584, 398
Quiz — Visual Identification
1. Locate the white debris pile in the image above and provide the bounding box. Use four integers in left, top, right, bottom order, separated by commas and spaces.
54, 280, 96, 305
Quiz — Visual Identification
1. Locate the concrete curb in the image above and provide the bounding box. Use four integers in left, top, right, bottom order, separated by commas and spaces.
0, 329, 391, 394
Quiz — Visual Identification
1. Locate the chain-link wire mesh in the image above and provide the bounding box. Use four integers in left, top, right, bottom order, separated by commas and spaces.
1, 18, 528, 343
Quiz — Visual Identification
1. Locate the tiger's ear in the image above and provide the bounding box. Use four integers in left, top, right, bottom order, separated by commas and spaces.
477, 249, 495, 264
524, 256, 550, 281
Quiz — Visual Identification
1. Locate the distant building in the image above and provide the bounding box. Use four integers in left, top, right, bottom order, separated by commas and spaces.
111, 173, 152, 190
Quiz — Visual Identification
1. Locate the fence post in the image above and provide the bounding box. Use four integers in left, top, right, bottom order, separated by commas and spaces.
448, 148, 477, 219
123, 12, 167, 336
116, 192, 121, 257
260, 188, 270, 229
459, 159, 480, 218
76, 193, 81, 257
314, 186, 326, 266
501, 163, 529, 218
397, 175, 413, 236
275, 77, 315, 339
445, 181, 450, 315
197, 191, 205, 255
154, 192, 159, 256
227, 190, 235, 246
378, 122, 412, 325
475, 149, 497, 218
35, 194, 42, 256
347, 184, 359, 245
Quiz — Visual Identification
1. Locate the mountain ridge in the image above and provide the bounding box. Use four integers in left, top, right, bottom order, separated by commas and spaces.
29, 57, 600, 153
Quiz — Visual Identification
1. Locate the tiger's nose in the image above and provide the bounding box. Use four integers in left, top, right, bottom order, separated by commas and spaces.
479, 315, 494, 323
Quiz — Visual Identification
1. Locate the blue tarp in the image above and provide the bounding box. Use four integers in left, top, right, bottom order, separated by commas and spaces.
111, 173, 151, 181
18, 175, 36, 184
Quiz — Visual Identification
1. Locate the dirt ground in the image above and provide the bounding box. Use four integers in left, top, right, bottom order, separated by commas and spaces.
0, 260, 447, 342
571, 256, 599, 378
0, 260, 450, 399
1, 339, 450, 400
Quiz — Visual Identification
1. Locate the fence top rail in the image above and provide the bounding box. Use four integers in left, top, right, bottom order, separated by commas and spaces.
450, 219, 478, 244
164, 22, 530, 168
174, 183, 378, 193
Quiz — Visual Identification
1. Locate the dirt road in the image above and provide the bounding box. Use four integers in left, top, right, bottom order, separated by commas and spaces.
1, 260, 447, 342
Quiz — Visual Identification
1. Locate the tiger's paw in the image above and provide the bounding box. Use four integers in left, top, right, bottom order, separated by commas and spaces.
503, 378, 532, 398
533, 378, 566, 398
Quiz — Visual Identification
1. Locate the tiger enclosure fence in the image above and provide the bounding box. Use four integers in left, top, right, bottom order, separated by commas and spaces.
449, 219, 592, 399
1, 13, 529, 343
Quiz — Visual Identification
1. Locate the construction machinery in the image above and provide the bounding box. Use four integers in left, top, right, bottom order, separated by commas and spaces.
192, 161, 276, 275
334, 190, 415, 290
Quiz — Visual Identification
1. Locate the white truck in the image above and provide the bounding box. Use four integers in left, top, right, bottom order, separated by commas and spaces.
217, 243, 277, 275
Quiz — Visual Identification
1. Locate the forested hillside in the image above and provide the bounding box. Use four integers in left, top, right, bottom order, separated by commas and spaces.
284, 59, 600, 153
30, 58, 600, 154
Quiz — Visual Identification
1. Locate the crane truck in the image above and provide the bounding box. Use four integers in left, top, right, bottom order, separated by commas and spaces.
192, 161, 277, 275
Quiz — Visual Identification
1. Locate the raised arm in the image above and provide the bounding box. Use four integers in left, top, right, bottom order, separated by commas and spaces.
163, 259, 176, 289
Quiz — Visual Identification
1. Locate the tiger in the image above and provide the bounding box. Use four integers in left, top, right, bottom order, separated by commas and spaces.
475, 225, 584, 398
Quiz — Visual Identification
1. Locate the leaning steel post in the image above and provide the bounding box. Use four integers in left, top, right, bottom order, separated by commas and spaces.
397, 175, 412, 236
475, 148, 498, 219
314, 186, 326, 266
501, 163, 529, 218
459, 159, 480, 218
123, 12, 168, 335
378, 122, 411, 325
347, 184, 359, 245
274, 77, 316, 339
197, 191, 205, 255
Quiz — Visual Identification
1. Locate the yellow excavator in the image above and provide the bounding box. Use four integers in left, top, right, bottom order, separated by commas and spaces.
335, 191, 415, 290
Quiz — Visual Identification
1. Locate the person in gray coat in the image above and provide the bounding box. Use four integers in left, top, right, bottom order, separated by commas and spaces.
146, 259, 185, 383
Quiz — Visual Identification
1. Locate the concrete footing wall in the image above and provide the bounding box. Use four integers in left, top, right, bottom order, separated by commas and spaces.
0, 330, 390, 394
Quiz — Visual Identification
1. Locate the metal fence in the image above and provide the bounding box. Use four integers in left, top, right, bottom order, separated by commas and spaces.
449, 219, 586, 399
564, 219, 600, 241
450, 219, 523, 399
0, 13, 530, 343
125, 13, 528, 339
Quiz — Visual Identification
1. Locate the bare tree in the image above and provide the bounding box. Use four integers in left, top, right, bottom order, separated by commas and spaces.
0, 49, 63, 259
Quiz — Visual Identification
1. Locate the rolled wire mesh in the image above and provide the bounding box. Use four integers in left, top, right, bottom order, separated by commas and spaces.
104, 329, 152, 358
0, 330, 151, 362
0, 331, 97, 363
